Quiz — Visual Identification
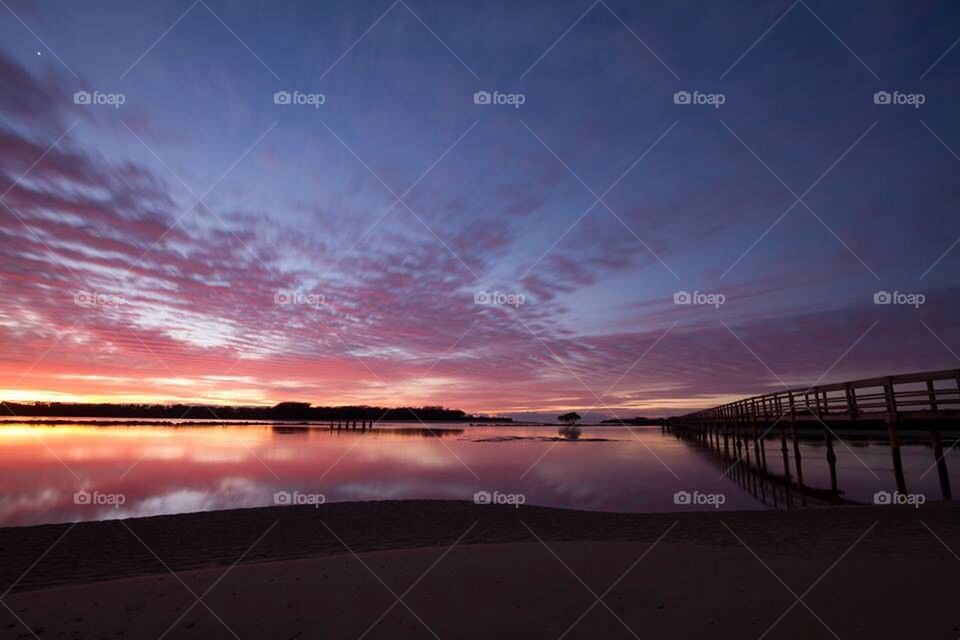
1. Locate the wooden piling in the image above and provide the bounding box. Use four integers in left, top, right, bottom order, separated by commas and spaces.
751, 398, 768, 473
927, 380, 952, 500
930, 427, 952, 500
787, 393, 806, 506
778, 424, 793, 508
823, 427, 838, 494
740, 407, 748, 462
751, 410, 761, 471
722, 414, 730, 459
884, 377, 907, 494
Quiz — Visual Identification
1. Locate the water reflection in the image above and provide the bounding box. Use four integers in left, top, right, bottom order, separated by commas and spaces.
0, 422, 955, 526
558, 426, 582, 440
667, 423, 959, 508
271, 426, 310, 435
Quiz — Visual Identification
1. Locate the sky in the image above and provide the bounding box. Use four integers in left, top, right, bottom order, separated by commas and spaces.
1, 0, 960, 421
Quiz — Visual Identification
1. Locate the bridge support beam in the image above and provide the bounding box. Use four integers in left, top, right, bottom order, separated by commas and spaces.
788, 394, 806, 506
823, 427, 838, 494
925, 380, 951, 501
722, 418, 730, 459
884, 377, 907, 494
778, 424, 792, 508
931, 427, 952, 501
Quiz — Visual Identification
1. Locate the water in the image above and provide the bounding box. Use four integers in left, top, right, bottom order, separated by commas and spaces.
0, 421, 955, 526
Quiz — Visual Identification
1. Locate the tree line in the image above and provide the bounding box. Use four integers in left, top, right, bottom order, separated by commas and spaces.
0, 401, 510, 423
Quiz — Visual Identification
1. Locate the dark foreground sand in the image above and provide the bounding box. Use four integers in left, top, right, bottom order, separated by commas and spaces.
1, 501, 959, 639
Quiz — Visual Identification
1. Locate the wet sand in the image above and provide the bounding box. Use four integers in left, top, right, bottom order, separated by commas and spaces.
1, 501, 959, 639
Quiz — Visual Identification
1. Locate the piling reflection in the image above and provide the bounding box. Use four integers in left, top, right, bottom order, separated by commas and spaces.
667, 421, 955, 507
667, 425, 849, 507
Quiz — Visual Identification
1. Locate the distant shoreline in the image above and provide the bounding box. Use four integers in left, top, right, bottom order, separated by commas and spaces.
0, 417, 645, 427
0, 401, 512, 423
0, 418, 515, 427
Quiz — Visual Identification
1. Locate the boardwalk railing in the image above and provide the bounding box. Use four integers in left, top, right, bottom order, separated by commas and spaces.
675, 369, 960, 424
669, 369, 960, 502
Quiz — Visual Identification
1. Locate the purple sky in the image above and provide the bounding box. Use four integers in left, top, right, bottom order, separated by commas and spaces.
1, 0, 959, 420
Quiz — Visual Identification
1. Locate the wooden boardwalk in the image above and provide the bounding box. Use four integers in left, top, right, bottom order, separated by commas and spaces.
669, 369, 960, 503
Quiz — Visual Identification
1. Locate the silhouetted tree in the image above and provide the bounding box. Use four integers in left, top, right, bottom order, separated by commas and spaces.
557, 412, 582, 426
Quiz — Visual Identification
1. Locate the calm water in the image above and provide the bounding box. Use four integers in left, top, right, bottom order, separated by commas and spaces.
0, 421, 956, 526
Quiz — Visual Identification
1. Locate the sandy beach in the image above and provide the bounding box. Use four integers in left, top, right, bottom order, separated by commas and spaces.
2, 501, 959, 639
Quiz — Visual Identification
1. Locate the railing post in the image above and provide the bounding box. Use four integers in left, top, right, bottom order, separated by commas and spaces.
845, 382, 858, 420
